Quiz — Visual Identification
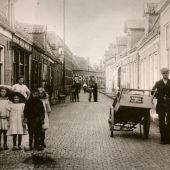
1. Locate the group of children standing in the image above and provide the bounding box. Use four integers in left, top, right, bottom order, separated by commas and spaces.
0, 85, 51, 151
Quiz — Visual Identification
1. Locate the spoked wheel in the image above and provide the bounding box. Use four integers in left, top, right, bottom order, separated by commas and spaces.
110, 128, 114, 138
110, 127, 114, 138
109, 107, 114, 138
143, 110, 150, 139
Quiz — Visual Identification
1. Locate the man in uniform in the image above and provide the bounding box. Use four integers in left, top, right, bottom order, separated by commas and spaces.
152, 67, 170, 144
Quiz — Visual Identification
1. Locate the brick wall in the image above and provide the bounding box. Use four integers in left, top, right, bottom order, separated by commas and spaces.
0, 0, 8, 24
0, 33, 12, 85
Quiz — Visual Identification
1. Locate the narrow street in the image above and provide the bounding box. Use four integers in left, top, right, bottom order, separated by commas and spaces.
1, 92, 170, 170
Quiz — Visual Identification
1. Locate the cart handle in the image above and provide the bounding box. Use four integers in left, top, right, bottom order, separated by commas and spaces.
118, 88, 156, 103
121, 88, 156, 92
151, 90, 157, 104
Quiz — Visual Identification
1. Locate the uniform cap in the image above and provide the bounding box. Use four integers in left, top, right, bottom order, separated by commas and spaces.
160, 67, 169, 74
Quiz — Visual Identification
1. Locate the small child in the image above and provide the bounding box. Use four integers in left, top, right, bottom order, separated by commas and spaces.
38, 88, 51, 148
0, 85, 11, 150
7, 92, 26, 151
24, 89, 45, 151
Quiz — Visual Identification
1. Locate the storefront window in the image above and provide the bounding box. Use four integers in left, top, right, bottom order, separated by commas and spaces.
13, 48, 30, 86
0, 46, 4, 84
31, 59, 42, 89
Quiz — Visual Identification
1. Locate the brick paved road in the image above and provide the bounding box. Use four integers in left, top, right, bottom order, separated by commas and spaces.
1, 92, 170, 170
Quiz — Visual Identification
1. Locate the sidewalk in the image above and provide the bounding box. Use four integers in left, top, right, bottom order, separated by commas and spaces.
99, 89, 159, 126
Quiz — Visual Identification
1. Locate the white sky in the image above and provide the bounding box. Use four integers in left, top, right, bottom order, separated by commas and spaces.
14, 0, 144, 65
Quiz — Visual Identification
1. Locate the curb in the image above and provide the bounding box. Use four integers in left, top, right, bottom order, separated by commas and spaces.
99, 90, 159, 126
98, 90, 116, 100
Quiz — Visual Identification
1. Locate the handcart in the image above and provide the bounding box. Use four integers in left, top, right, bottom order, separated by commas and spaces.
108, 88, 155, 139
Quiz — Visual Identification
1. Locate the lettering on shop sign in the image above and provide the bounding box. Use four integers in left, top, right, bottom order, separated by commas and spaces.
13, 36, 32, 52
130, 96, 143, 103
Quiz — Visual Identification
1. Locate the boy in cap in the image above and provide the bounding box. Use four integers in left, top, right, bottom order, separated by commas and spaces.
24, 89, 45, 151
152, 67, 170, 144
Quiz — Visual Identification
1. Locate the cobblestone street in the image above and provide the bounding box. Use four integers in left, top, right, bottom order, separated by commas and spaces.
1, 92, 170, 170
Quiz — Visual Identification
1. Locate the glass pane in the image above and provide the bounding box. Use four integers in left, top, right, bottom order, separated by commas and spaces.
0, 47, 2, 62
0, 65, 1, 84
25, 55, 29, 65
20, 51, 24, 65
14, 49, 19, 63
20, 65, 24, 76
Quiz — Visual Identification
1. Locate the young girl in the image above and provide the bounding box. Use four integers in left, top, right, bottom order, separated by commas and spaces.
38, 88, 51, 148
7, 92, 26, 150
0, 86, 11, 150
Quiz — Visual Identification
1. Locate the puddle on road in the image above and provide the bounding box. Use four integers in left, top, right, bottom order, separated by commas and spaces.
23, 152, 56, 165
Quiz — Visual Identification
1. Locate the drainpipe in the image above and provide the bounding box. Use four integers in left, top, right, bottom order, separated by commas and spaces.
137, 51, 140, 89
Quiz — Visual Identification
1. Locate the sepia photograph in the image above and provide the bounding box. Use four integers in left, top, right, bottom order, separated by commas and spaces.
0, 0, 170, 169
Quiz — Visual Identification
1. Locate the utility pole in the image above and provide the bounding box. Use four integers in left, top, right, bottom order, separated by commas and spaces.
87, 56, 90, 85
62, 0, 65, 93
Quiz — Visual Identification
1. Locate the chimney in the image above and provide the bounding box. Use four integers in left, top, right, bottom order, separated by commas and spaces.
8, 0, 16, 29
143, 0, 160, 34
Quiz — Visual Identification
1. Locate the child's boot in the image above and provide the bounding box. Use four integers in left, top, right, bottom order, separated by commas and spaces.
24, 145, 33, 151
4, 144, 9, 150
0, 145, 3, 151
12, 146, 18, 151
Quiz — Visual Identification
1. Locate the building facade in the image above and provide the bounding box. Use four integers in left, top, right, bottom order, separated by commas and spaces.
158, 0, 170, 68
103, 0, 168, 92
0, 0, 81, 102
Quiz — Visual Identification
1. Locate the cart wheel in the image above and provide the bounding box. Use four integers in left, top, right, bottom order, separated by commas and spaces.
143, 111, 150, 139
110, 129, 114, 138
109, 107, 115, 138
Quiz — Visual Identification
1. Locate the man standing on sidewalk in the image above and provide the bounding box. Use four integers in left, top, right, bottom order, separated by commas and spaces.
152, 67, 170, 144
74, 76, 80, 102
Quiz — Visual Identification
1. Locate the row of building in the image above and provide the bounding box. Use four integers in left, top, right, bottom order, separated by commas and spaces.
0, 0, 82, 98
104, 0, 170, 93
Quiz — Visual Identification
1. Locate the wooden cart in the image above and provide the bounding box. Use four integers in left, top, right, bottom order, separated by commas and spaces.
108, 88, 155, 139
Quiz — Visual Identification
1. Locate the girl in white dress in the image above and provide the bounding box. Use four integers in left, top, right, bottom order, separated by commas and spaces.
7, 92, 26, 150
0, 86, 10, 150
38, 88, 51, 148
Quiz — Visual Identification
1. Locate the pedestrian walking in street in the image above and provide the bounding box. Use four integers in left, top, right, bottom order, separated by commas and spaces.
73, 78, 80, 102
12, 76, 30, 100
152, 67, 170, 144
45, 83, 53, 104
88, 76, 98, 102
24, 89, 45, 151
83, 82, 87, 93
0, 85, 11, 151
38, 87, 51, 148
88, 80, 94, 102
7, 92, 26, 150
70, 82, 76, 102
93, 79, 98, 102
